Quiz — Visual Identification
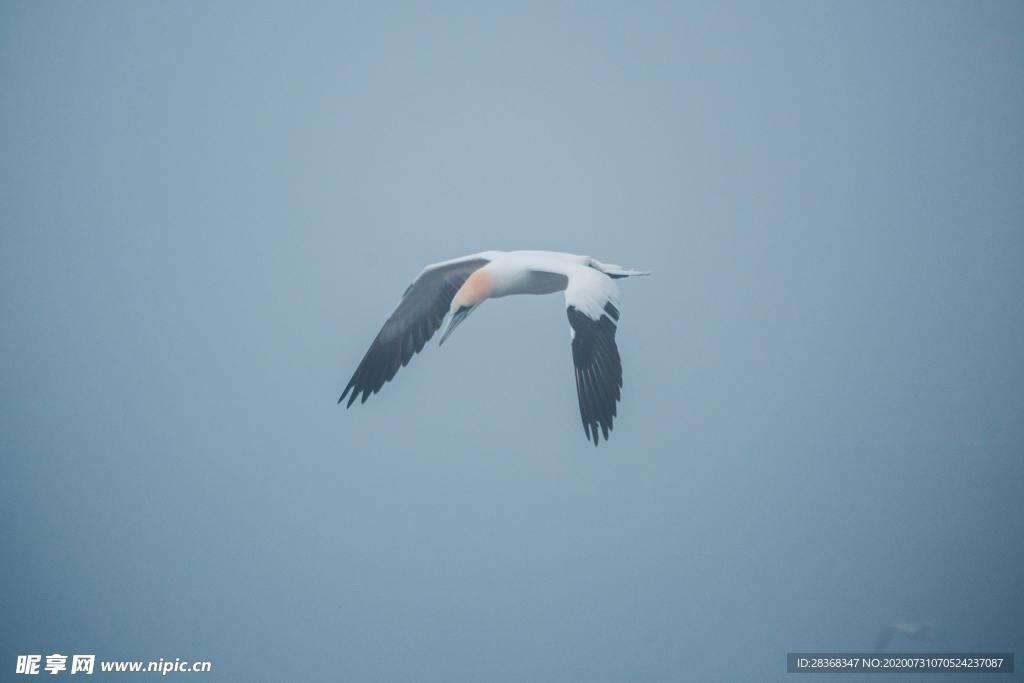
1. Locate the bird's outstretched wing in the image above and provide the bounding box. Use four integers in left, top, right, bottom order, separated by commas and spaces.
340, 253, 496, 407
874, 626, 896, 652
565, 267, 623, 445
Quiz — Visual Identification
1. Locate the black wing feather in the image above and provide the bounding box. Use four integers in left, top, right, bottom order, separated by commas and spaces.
567, 302, 622, 445
339, 259, 489, 407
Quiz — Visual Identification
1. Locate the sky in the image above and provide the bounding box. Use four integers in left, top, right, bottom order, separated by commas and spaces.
2, 1, 1022, 680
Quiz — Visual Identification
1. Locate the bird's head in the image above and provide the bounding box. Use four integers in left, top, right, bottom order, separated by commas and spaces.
440, 269, 492, 346
920, 622, 941, 642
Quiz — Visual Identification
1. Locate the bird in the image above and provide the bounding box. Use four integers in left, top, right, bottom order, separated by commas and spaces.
873, 622, 941, 652
338, 250, 649, 444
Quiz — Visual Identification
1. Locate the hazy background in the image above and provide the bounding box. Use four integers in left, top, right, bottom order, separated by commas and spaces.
2, 2, 1022, 680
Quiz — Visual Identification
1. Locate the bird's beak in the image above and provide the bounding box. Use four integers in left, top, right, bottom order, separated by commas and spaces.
439, 306, 473, 346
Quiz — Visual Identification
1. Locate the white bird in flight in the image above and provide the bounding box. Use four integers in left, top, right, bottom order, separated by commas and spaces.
874, 622, 941, 652
339, 250, 649, 444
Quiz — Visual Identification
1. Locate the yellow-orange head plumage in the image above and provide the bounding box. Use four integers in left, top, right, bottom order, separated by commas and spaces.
452, 268, 492, 308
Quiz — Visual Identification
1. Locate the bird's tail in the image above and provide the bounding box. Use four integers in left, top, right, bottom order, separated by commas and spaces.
589, 258, 651, 279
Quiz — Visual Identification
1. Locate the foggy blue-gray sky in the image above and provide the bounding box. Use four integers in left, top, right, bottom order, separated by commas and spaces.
2, 2, 1022, 680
